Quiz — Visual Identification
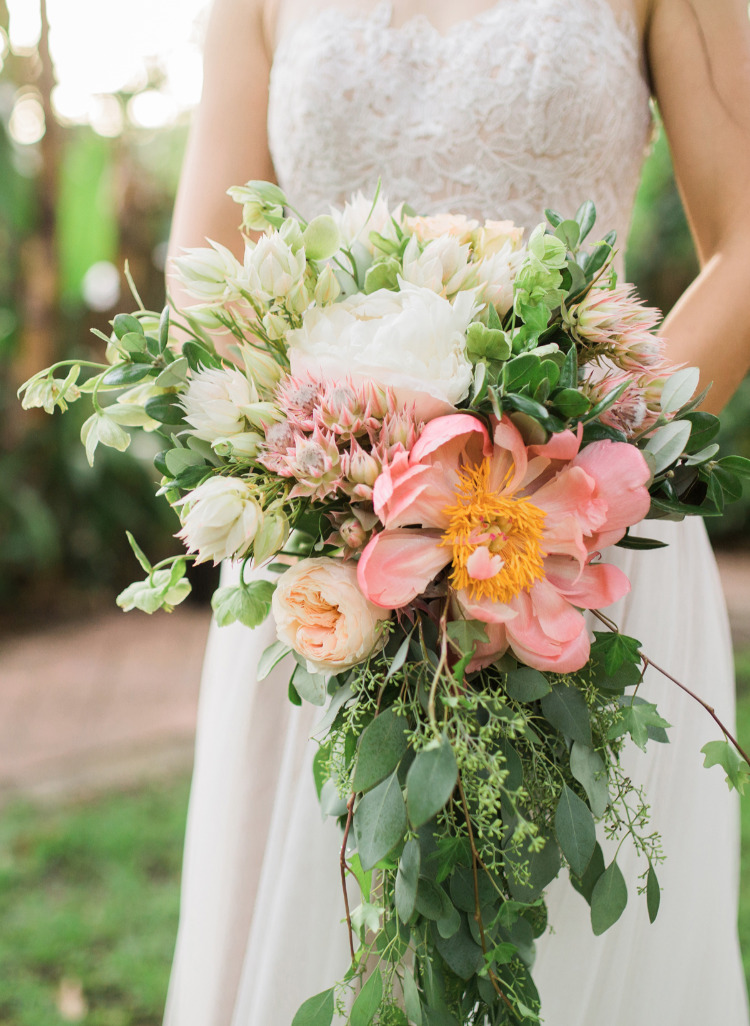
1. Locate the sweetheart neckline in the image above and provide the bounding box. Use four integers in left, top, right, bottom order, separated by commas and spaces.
273, 0, 642, 60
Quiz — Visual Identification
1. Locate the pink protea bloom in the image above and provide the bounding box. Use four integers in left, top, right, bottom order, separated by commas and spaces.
315, 379, 394, 439
339, 440, 383, 502
584, 356, 679, 437
373, 408, 424, 458
275, 374, 323, 431
563, 283, 663, 371
357, 414, 651, 673
265, 426, 342, 500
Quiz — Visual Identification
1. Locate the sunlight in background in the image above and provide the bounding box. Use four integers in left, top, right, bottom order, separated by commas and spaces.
6, 0, 210, 138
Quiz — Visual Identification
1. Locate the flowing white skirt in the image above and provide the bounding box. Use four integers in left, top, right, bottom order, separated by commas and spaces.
163, 518, 749, 1026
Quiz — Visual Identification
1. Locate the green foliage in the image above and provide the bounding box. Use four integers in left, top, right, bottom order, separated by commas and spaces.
0, 779, 189, 1026
405, 738, 458, 829
701, 740, 750, 795
211, 579, 275, 628
590, 861, 628, 936
292, 989, 335, 1026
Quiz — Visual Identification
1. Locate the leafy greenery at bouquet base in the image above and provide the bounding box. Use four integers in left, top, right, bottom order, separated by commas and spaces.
2, 669, 750, 1025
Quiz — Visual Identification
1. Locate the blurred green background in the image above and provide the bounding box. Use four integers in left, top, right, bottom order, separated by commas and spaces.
0, 1, 748, 1024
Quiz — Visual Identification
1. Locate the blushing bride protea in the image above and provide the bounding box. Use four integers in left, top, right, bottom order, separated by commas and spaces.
357, 413, 652, 672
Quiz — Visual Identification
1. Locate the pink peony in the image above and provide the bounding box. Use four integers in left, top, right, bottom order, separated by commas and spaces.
357, 414, 651, 673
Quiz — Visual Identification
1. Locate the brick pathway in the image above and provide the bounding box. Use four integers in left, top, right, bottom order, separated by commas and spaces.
0, 552, 747, 804
0, 606, 209, 803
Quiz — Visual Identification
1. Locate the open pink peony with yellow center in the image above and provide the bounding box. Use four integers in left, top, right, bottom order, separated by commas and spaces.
357, 413, 652, 673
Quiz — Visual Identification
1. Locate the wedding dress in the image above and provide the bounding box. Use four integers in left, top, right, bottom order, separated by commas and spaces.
163, 1, 749, 1023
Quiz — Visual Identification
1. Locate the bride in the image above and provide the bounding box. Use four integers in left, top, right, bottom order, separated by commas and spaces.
163, 0, 750, 1023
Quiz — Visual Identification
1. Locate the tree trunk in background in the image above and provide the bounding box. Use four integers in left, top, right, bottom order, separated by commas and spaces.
11, 0, 61, 424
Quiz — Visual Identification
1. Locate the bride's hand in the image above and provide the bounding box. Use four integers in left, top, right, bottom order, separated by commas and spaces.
647, 0, 750, 412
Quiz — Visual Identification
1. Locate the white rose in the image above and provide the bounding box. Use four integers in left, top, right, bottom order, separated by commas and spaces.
181, 367, 260, 442
272, 557, 390, 673
287, 283, 476, 420
244, 233, 307, 306
176, 477, 263, 564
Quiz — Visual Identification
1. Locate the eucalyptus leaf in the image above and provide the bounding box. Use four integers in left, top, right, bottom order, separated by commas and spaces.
291, 663, 328, 706
403, 971, 423, 1026
504, 667, 551, 703
432, 917, 484, 980
554, 219, 580, 251
406, 736, 458, 828
540, 684, 592, 745
555, 784, 596, 877
291, 988, 335, 1026
354, 771, 407, 871
647, 865, 661, 923
350, 968, 383, 1026
313, 683, 354, 736
395, 838, 421, 923
590, 860, 628, 935
415, 877, 447, 920
644, 420, 693, 474
257, 639, 291, 681
570, 841, 605, 906
353, 709, 409, 793
570, 742, 610, 817
506, 831, 561, 902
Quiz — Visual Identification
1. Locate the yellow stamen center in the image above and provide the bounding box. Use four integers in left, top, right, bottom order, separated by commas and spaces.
441, 459, 546, 602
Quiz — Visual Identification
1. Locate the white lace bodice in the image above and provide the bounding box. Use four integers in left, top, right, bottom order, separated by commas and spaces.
268, 0, 652, 247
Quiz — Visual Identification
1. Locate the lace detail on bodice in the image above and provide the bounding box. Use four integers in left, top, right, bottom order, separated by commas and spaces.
268, 0, 652, 249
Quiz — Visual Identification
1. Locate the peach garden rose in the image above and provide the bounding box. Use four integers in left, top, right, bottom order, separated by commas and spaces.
272, 557, 390, 673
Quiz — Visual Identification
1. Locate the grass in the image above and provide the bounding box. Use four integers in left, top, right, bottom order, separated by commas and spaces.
1, 664, 750, 1025
0, 778, 190, 1026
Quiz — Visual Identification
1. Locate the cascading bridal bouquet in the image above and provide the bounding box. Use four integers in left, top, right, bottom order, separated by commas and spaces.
20, 181, 750, 1025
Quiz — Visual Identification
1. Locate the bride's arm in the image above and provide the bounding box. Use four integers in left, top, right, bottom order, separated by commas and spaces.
167, 0, 274, 333
646, 0, 750, 413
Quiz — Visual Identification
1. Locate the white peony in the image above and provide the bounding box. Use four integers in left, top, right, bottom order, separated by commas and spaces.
176, 477, 263, 565
287, 283, 476, 420
272, 557, 390, 673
